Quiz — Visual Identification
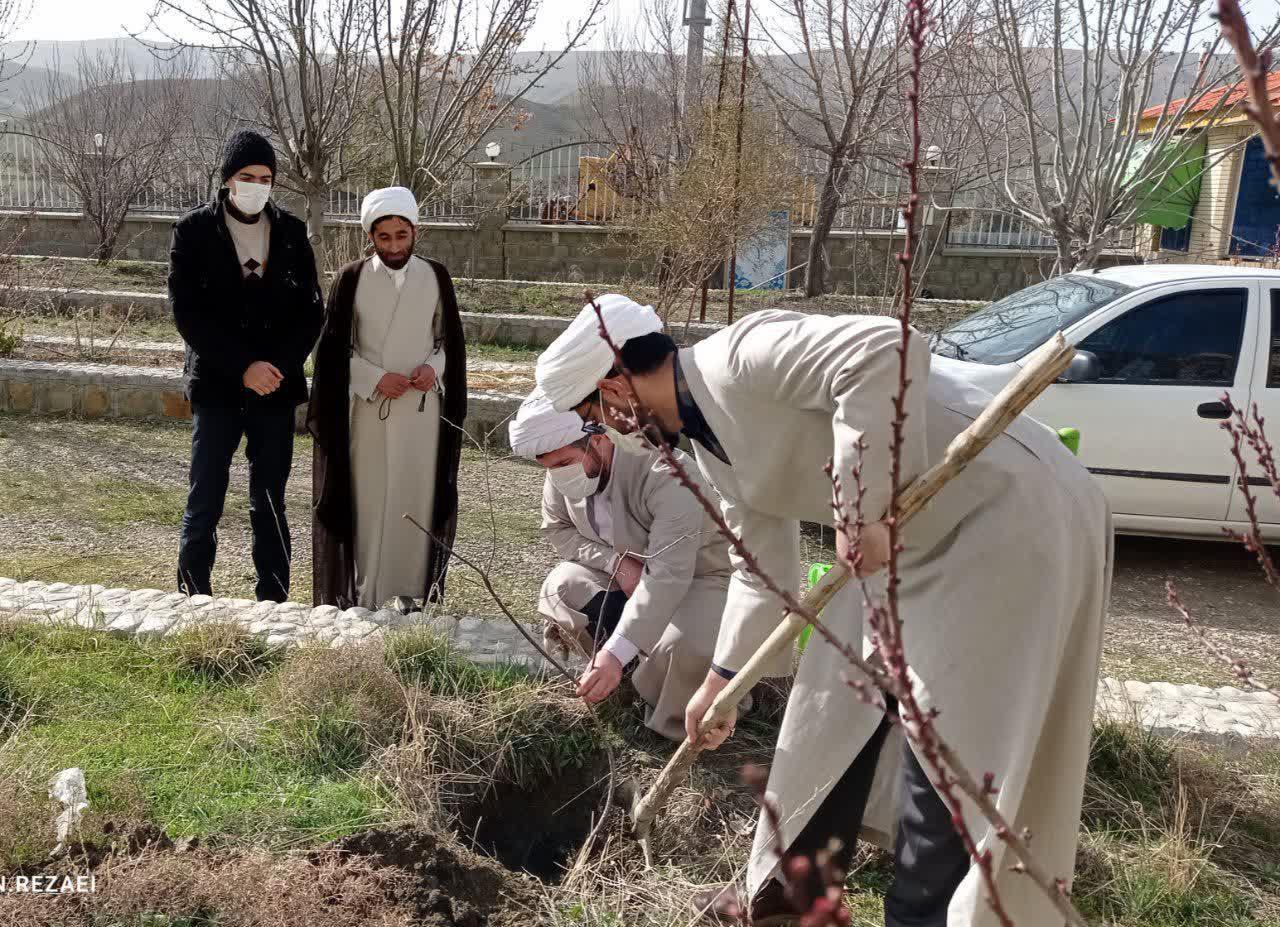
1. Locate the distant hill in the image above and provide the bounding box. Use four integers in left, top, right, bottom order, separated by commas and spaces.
0, 65, 62, 117
0, 37, 1246, 155
0, 38, 217, 78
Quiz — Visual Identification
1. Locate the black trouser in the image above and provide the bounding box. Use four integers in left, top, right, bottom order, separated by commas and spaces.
177, 402, 296, 602
581, 589, 628, 647
782, 701, 970, 927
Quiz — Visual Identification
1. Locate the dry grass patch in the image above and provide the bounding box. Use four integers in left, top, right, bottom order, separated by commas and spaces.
163, 621, 283, 685
261, 643, 409, 774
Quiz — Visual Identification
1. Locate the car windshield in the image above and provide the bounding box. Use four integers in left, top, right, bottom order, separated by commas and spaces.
930, 274, 1133, 365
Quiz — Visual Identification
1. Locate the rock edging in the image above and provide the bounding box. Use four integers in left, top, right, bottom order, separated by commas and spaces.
1, 576, 1276, 744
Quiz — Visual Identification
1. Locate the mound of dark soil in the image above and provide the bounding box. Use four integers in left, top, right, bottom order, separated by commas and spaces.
330, 826, 543, 927
0, 819, 546, 927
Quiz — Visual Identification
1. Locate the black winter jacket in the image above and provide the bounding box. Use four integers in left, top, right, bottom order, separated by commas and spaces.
168, 190, 324, 407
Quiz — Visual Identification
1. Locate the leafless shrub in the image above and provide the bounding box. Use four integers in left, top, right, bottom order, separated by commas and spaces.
21, 48, 197, 262
148, 0, 378, 251
627, 103, 795, 329
364, 0, 605, 204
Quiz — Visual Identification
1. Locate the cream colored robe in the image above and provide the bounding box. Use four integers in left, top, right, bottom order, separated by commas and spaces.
348, 256, 449, 608
682, 310, 1112, 926
538, 445, 779, 740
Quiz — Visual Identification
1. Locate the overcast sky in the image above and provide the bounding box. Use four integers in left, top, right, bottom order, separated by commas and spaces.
14, 0, 1280, 52
13, 0, 630, 50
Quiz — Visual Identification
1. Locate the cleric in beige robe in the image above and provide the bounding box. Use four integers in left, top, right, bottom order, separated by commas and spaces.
308, 187, 467, 610
508, 387, 743, 741
536, 301, 1112, 927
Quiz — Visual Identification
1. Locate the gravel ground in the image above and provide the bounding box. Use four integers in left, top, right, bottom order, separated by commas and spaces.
1, 414, 1274, 688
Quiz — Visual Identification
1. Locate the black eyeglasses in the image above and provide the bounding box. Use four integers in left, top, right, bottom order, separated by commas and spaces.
580, 420, 606, 437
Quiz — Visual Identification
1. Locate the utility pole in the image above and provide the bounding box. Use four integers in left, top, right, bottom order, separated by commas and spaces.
687, 0, 714, 322
683, 0, 712, 115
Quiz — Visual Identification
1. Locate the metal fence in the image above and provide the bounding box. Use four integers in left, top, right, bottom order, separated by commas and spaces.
945, 176, 1137, 251
0, 130, 1139, 251
946, 186, 1057, 248
0, 132, 212, 215
0, 132, 82, 212
509, 142, 619, 223
327, 168, 477, 222
792, 153, 905, 232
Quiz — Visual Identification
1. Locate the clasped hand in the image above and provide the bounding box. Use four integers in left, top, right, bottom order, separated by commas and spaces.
376, 365, 437, 400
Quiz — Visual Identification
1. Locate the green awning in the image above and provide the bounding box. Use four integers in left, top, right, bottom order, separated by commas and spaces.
1128, 135, 1206, 229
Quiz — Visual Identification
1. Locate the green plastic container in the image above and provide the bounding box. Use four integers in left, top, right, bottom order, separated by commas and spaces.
800, 562, 834, 653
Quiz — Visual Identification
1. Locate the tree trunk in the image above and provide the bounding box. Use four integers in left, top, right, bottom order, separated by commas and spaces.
804, 155, 850, 298
92, 216, 122, 265
1052, 229, 1078, 276
1071, 237, 1107, 272
305, 184, 327, 275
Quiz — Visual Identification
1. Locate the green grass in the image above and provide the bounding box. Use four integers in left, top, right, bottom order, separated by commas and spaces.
1071, 720, 1280, 925
385, 625, 534, 694
14, 314, 181, 344
0, 624, 388, 865
0, 621, 610, 871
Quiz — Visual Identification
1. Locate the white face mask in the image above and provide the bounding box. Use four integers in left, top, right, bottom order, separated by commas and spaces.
548, 461, 600, 500
230, 179, 271, 216
605, 424, 652, 456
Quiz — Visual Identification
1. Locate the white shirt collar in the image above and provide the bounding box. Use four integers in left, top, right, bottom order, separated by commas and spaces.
372, 253, 410, 290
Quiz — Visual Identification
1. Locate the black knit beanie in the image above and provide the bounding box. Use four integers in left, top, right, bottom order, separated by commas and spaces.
220, 129, 278, 183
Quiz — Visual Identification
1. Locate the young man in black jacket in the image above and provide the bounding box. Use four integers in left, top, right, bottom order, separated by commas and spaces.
170, 129, 324, 602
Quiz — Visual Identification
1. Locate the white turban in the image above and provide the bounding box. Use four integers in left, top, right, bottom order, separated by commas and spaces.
508, 389, 586, 459
535, 294, 663, 413
360, 186, 419, 233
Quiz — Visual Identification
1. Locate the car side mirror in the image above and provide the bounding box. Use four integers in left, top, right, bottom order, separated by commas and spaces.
1058, 350, 1101, 384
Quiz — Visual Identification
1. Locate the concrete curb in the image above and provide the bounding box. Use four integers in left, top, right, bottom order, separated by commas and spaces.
0, 358, 523, 450
0, 577, 541, 668
2, 576, 1276, 744
1, 284, 723, 348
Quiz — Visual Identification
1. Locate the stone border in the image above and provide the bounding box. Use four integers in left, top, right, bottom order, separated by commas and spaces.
0, 358, 523, 450
0, 577, 541, 668
1, 575, 1276, 744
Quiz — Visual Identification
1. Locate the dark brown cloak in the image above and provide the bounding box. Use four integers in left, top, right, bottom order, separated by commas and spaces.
307, 256, 467, 608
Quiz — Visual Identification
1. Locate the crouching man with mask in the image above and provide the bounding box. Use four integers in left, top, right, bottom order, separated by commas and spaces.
510, 376, 765, 741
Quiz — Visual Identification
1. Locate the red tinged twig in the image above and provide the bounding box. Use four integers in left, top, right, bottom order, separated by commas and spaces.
1162, 395, 1280, 703
1215, 0, 1280, 192
835, 443, 1019, 927
742, 765, 852, 927
1167, 581, 1280, 701
1218, 396, 1280, 588
851, 0, 1018, 923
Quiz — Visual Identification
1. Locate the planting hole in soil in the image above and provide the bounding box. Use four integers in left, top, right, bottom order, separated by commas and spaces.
455, 757, 609, 884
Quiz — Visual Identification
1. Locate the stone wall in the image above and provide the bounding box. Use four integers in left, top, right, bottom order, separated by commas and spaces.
2, 208, 1141, 301
791, 232, 1136, 302
0, 359, 522, 449
0, 285, 722, 349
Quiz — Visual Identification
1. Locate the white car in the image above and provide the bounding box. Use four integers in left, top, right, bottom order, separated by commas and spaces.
929, 264, 1280, 540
